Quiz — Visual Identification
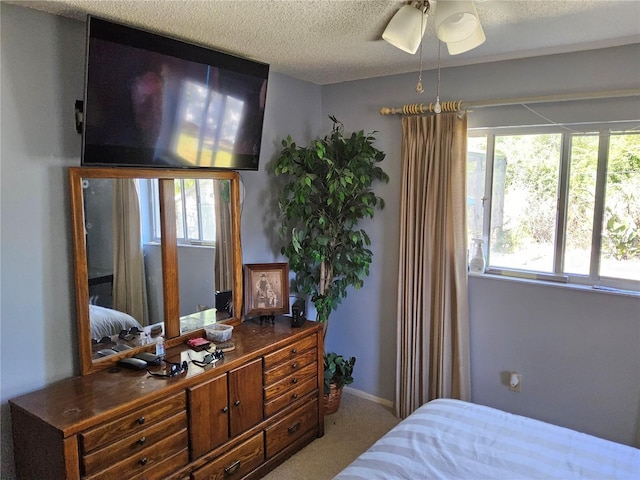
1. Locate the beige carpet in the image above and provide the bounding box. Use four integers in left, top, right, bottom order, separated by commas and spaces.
261, 392, 400, 480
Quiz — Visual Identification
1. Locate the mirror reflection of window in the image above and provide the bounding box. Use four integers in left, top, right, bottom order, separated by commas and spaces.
173, 178, 235, 333
72, 169, 242, 373
172, 178, 217, 245
198, 179, 216, 241
149, 178, 228, 248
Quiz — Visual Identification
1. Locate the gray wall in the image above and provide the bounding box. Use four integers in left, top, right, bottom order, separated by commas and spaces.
469, 276, 640, 446
178, 246, 215, 316
1, 4, 639, 479
1, 6, 85, 478
240, 71, 322, 264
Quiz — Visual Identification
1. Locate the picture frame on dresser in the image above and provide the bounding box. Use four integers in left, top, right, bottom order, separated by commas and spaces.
244, 263, 290, 319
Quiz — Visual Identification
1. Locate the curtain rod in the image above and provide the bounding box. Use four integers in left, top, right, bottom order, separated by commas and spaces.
379, 88, 640, 116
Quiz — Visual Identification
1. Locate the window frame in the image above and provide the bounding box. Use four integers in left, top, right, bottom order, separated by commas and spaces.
469, 125, 640, 293
150, 177, 217, 247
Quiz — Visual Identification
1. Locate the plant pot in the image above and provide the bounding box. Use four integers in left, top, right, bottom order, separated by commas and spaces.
323, 383, 343, 415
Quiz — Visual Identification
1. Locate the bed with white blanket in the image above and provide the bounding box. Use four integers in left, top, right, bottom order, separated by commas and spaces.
89, 304, 142, 339
334, 399, 639, 480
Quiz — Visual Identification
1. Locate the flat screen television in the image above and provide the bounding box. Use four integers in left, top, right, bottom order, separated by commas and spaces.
82, 16, 269, 170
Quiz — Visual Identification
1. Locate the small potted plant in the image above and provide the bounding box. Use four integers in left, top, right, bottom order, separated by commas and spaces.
323, 352, 356, 415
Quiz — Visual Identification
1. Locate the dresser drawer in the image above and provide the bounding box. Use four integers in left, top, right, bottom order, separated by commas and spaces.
85, 428, 188, 480
265, 399, 318, 458
191, 432, 264, 480
263, 334, 317, 370
264, 362, 317, 402
81, 392, 186, 453
264, 350, 317, 386
264, 376, 317, 417
129, 448, 189, 480
82, 412, 187, 475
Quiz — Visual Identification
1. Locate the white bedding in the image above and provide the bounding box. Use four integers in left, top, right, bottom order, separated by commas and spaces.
89, 304, 142, 338
334, 399, 640, 480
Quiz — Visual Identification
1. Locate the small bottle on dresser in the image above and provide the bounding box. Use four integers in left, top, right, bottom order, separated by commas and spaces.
155, 336, 165, 360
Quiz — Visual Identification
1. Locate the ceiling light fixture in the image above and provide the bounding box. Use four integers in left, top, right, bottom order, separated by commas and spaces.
444, 22, 485, 55
435, 0, 485, 54
383, 0, 485, 56
435, 1, 479, 43
382, 1, 431, 55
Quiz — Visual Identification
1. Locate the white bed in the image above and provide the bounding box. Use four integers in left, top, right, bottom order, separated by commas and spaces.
89, 304, 142, 338
334, 399, 640, 480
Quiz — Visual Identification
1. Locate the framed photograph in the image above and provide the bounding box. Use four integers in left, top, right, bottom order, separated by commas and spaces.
243, 263, 290, 318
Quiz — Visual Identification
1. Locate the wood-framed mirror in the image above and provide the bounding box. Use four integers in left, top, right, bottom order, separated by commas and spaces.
69, 167, 243, 375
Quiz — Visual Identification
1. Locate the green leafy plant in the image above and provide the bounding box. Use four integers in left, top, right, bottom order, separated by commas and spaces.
604, 213, 640, 260
323, 352, 355, 395
274, 116, 389, 337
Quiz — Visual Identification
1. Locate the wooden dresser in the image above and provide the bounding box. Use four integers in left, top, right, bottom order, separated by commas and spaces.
10, 319, 323, 480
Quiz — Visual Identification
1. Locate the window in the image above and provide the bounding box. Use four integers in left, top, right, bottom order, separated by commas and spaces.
174, 178, 216, 244
150, 178, 217, 245
467, 128, 639, 291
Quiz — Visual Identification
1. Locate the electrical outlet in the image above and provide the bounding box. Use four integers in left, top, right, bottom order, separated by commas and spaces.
509, 373, 522, 392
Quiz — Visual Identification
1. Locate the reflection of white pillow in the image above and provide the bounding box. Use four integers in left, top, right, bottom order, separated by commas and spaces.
89, 304, 142, 338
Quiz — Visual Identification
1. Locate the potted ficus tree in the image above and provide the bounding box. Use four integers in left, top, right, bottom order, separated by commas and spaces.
274, 116, 388, 414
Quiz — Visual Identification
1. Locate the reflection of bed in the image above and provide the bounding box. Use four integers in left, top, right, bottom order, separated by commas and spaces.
89, 304, 142, 338
334, 399, 640, 480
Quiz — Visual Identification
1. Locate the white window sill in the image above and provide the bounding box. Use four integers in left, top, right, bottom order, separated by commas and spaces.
468, 271, 640, 299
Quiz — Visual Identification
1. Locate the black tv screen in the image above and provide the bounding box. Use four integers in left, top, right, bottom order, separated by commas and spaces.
82, 16, 269, 170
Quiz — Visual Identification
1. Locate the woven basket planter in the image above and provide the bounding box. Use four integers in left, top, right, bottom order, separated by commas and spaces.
323, 383, 343, 415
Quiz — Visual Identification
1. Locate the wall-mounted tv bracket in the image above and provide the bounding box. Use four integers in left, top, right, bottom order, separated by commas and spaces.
75, 100, 83, 134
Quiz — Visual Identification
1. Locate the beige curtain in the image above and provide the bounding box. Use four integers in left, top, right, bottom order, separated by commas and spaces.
395, 113, 471, 418
112, 179, 149, 326
214, 180, 233, 292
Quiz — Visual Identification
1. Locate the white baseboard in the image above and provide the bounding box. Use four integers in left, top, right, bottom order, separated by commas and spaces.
343, 386, 394, 409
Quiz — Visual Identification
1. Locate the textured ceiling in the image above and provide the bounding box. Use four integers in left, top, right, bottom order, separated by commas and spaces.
8, 0, 640, 85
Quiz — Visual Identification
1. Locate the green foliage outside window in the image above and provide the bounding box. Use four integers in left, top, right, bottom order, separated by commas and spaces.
473, 129, 639, 282
603, 134, 640, 261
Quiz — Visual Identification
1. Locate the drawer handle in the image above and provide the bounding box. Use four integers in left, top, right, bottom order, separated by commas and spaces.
292, 378, 298, 384
137, 416, 145, 425
224, 460, 241, 475
137, 437, 146, 446
292, 348, 297, 354
138, 457, 148, 467
291, 393, 298, 399
234, 400, 241, 406
291, 362, 298, 369
287, 421, 301, 434
222, 406, 229, 413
